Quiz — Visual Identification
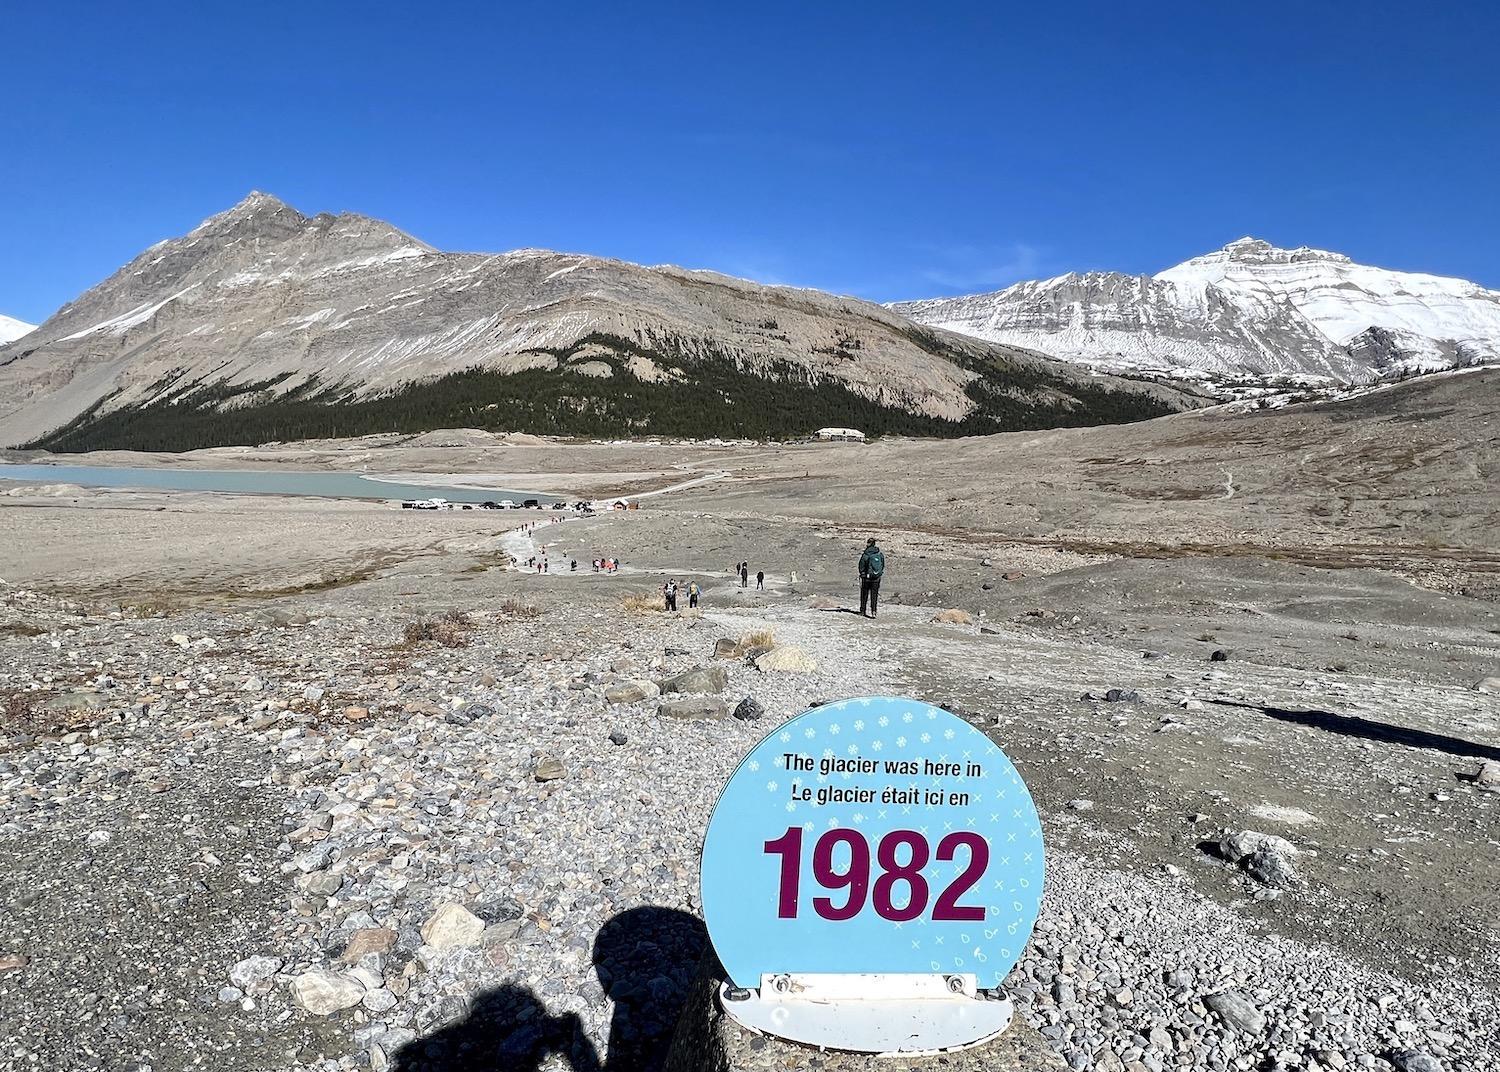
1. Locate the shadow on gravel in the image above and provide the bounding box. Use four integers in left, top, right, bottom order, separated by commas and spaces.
1212, 700, 1500, 761
391, 906, 707, 1072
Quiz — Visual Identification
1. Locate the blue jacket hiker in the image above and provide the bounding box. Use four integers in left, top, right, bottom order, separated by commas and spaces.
857, 538, 885, 618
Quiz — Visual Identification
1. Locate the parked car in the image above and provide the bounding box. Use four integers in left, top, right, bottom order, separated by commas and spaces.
522, 499, 540, 509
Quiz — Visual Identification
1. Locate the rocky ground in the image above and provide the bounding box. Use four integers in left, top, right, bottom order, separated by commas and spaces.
1, 382, 1497, 1072
1, 497, 1496, 1072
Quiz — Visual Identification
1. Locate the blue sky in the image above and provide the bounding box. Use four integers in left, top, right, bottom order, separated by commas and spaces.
4, 2, 1497, 324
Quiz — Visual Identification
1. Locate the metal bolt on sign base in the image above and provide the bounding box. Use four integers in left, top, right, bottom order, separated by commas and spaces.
717, 973, 1015, 1056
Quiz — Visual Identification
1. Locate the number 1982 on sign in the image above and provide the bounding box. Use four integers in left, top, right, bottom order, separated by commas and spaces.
764, 826, 989, 922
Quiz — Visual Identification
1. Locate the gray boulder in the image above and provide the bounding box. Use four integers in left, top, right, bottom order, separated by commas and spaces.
658, 696, 729, 720
1219, 829, 1300, 888
605, 679, 659, 704
659, 666, 728, 695
1204, 990, 1265, 1034
1244, 846, 1300, 888
532, 756, 567, 782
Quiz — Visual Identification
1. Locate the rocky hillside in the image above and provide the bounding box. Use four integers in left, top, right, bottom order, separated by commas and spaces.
893, 238, 1500, 389
0, 194, 1192, 450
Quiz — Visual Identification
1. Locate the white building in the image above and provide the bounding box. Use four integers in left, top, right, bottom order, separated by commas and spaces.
814, 427, 866, 442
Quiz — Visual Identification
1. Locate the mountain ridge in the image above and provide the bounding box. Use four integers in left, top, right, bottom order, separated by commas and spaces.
0, 193, 1192, 450
891, 238, 1500, 389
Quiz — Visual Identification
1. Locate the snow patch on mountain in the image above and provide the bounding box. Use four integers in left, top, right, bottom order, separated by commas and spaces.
894, 238, 1500, 388
1157, 237, 1500, 354
59, 285, 202, 341
0, 314, 35, 345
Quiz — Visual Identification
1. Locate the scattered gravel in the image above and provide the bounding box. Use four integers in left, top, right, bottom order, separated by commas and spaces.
1, 581, 1495, 1072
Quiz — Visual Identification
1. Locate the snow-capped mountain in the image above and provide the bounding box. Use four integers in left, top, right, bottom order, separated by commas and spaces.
0, 193, 1192, 448
0, 314, 35, 345
892, 238, 1500, 388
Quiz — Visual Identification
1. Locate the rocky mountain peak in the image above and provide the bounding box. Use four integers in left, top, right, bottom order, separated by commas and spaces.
895, 237, 1500, 389
188, 190, 308, 244
1223, 236, 1274, 255
1163, 239, 1354, 277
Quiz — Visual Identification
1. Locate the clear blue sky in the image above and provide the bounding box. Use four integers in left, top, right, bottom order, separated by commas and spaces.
5, 2, 1498, 325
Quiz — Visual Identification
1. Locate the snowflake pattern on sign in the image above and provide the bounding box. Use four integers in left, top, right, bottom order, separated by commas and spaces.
700, 696, 1045, 990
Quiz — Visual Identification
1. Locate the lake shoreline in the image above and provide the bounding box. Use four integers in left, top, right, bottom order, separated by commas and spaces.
0, 460, 561, 504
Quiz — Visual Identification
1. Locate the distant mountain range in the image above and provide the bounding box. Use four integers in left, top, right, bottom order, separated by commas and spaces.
0, 314, 33, 345
891, 238, 1500, 388
0, 193, 1190, 451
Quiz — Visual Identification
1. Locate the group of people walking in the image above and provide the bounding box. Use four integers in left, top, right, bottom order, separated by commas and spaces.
525, 554, 581, 574
658, 540, 884, 617
661, 578, 701, 611
516, 512, 887, 623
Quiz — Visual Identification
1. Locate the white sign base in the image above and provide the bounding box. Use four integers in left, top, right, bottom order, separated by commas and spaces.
718, 974, 1014, 1056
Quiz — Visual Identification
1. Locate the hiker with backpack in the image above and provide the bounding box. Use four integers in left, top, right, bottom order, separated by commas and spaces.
857, 538, 885, 619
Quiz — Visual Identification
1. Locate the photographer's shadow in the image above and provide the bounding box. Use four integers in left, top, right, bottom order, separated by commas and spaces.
391, 905, 707, 1072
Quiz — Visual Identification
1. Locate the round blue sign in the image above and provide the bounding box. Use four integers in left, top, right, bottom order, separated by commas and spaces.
701, 696, 1045, 990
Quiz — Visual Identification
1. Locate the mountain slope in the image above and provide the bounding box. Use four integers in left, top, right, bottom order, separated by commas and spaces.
0, 193, 1193, 449
0, 314, 34, 345
892, 238, 1500, 387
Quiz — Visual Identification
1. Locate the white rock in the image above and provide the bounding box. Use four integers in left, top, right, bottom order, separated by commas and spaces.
347, 964, 384, 992
420, 903, 485, 949
228, 954, 283, 991
289, 968, 364, 1015
362, 987, 399, 1013
1220, 829, 1298, 862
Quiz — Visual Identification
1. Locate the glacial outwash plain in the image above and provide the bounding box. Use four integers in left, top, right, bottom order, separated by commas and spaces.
1, 364, 1496, 1071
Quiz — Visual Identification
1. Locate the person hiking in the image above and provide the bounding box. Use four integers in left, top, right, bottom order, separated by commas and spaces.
739, 562, 749, 588
858, 537, 885, 619
663, 579, 678, 612
756, 570, 764, 591
688, 581, 700, 609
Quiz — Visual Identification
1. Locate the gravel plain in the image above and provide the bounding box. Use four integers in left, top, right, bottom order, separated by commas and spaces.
2, 526, 1495, 1072
1, 378, 1497, 1072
